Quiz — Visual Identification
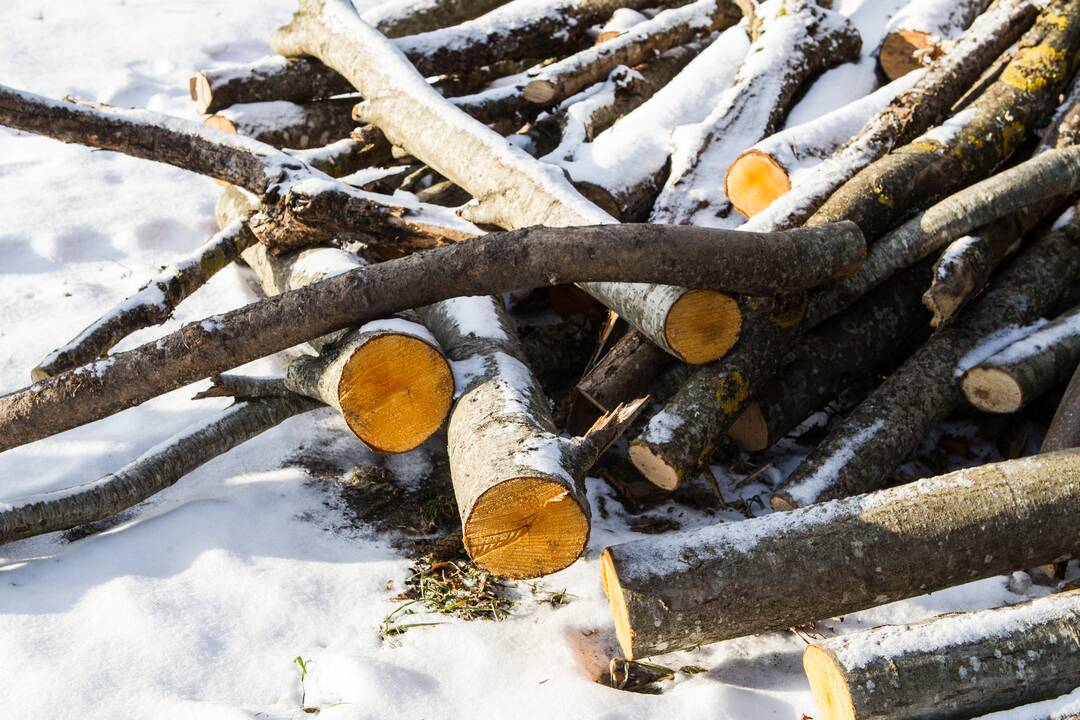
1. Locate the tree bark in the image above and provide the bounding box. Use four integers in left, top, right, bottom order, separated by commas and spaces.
729, 261, 932, 452
417, 295, 644, 579
576, 329, 673, 413
650, 0, 862, 227
522, 0, 746, 107
809, 0, 1080, 241
741, 0, 1041, 233
963, 305, 1080, 414
773, 208, 1080, 510
1043, 361, 1080, 451
31, 218, 256, 382
601, 449, 1080, 659
217, 187, 455, 454
878, 0, 990, 80
0, 393, 319, 546
725, 70, 923, 219
204, 98, 358, 150
0, 220, 859, 453
805, 590, 1080, 720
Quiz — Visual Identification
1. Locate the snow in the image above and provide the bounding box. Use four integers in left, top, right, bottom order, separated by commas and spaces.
216, 100, 312, 134
781, 419, 885, 508
981, 308, 1080, 369
956, 321, 1049, 377
919, 107, 978, 146
936, 235, 981, 280
0, 1, 1065, 718
974, 687, 1080, 719
640, 410, 684, 445
439, 296, 509, 340
359, 317, 439, 349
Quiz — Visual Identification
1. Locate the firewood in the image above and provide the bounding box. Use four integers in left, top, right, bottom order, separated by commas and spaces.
878, 0, 989, 81
773, 206, 1080, 510
188, 0, 509, 114
962, 305, 1080, 414
725, 71, 923, 219
522, 0, 747, 107
805, 590, 1080, 720
596, 8, 648, 43
1044, 362, 1080, 452
275, 0, 748, 365
0, 385, 319, 546
0, 212, 862, 453
811, 0, 1080, 241
203, 98, 357, 150
601, 449, 1080, 659
576, 330, 672, 413
923, 75, 1080, 326
729, 261, 932, 452
650, 0, 862, 227
30, 219, 255, 381
743, 0, 1040, 233
418, 295, 642, 578
283, 138, 375, 178
631, 146, 1080, 489
554, 24, 750, 222
217, 187, 455, 453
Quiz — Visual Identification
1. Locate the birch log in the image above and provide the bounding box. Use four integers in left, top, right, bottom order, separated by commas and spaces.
742, 0, 1041, 233
522, 0, 746, 106
601, 450, 1080, 659
773, 207, 1080, 510
962, 305, 1080, 414
217, 187, 454, 453
725, 71, 923, 219
273, 0, 747, 364
878, 0, 990, 80
203, 98, 357, 150
650, 0, 862, 227
418, 296, 644, 578
805, 590, 1080, 720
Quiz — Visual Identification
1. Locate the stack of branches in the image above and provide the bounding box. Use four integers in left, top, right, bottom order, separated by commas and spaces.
6, 0, 1080, 714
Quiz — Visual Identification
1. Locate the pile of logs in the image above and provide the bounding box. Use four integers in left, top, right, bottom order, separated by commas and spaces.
5, 0, 1080, 715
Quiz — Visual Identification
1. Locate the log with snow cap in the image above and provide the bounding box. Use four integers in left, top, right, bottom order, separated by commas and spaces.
877, 0, 990, 81
805, 590, 1080, 720
962, 305, 1080, 414
601, 449, 1080, 660
203, 97, 358, 150
419, 295, 645, 579
217, 186, 455, 454
972, 689, 1080, 720
649, 0, 862, 228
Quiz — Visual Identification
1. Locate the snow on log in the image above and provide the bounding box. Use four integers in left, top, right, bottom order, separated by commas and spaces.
878, 0, 989, 80
203, 98, 357, 150
805, 590, 1080, 720
650, 0, 862, 228
809, 0, 1080, 241
630, 146, 1080, 489
601, 449, 1080, 659
972, 688, 1080, 720
725, 70, 922, 219
729, 261, 932, 452
31, 219, 256, 381
521, 0, 747, 107
217, 187, 454, 453
596, 8, 648, 43
773, 206, 1080, 510
0, 390, 319, 546
962, 305, 1080, 414
283, 138, 376, 178
742, 0, 1040, 233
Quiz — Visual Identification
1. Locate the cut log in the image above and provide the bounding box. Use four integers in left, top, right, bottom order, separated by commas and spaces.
963, 305, 1080, 414
217, 187, 454, 454
188, 0, 510, 114
1043, 361, 1080, 452
805, 590, 1080, 720
650, 0, 862, 227
878, 0, 990, 81
725, 71, 923, 219
522, 0, 746, 107
275, 0, 746, 364
729, 261, 932, 452
971, 688, 1080, 720
631, 146, 1080, 489
0, 216, 861, 453
418, 295, 642, 578
773, 207, 1080, 510
576, 329, 672, 413
284, 138, 375, 178
0, 390, 319, 546
809, 0, 1080, 241
742, 0, 1041, 233
31, 218, 255, 381
203, 98, 357, 150
601, 449, 1080, 659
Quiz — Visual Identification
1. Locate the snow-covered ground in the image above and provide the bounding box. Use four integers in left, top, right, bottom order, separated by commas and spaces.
0, 1, 1062, 718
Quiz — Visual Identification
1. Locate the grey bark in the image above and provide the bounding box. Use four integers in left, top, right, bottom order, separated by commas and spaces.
205, 97, 358, 150
601, 449, 1080, 659
1043, 362, 1080, 452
